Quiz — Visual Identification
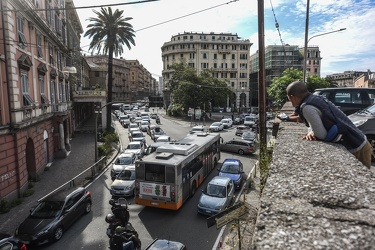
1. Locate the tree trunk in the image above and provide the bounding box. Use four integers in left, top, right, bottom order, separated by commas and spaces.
106, 47, 114, 131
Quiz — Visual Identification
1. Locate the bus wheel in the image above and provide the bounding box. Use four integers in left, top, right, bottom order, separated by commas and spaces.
191, 181, 196, 196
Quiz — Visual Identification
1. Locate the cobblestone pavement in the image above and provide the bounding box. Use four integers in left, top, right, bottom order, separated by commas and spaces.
0, 116, 118, 236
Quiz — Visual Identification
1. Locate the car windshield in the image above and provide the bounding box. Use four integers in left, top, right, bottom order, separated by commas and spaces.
243, 132, 255, 138
192, 128, 203, 131
132, 133, 143, 138
221, 164, 240, 174
117, 169, 135, 181
206, 184, 226, 198
141, 121, 148, 125
212, 123, 221, 126
154, 130, 165, 135
130, 124, 138, 128
127, 144, 140, 149
31, 200, 64, 218
115, 156, 133, 165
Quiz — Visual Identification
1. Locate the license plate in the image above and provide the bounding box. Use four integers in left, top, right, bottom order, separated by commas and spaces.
206, 210, 211, 214
151, 202, 159, 206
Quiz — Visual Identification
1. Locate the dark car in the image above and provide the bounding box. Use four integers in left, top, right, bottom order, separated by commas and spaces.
144, 239, 187, 250
348, 103, 375, 161
0, 234, 27, 250
218, 158, 244, 189
220, 139, 255, 155
15, 187, 92, 246
150, 127, 166, 142
313, 87, 375, 115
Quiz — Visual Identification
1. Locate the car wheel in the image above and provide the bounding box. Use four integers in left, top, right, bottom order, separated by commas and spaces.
53, 226, 63, 241
84, 201, 91, 214
238, 149, 244, 155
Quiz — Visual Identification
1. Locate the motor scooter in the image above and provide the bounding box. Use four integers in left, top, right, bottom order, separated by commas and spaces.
156, 116, 160, 125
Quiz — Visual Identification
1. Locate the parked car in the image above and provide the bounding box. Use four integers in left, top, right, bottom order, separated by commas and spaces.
348, 103, 375, 161
144, 239, 187, 250
124, 141, 145, 158
241, 131, 256, 143
235, 125, 251, 136
220, 118, 233, 129
220, 138, 255, 155
129, 130, 146, 144
197, 176, 235, 216
140, 120, 150, 132
110, 166, 136, 197
110, 152, 137, 180
0, 234, 27, 250
150, 127, 166, 142
218, 159, 244, 189
188, 125, 207, 135
15, 187, 91, 246
313, 87, 375, 115
209, 122, 224, 132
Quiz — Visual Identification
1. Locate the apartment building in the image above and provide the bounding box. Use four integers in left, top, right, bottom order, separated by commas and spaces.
301, 45, 322, 77
249, 45, 308, 106
326, 70, 368, 87
161, 32, 252, 111
0, 0, 83, 200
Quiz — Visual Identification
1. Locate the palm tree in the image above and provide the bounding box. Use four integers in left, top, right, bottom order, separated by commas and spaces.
84, 7, 136, 132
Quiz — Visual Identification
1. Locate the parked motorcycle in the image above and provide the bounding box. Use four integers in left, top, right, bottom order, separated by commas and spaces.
106, 198, 141, 250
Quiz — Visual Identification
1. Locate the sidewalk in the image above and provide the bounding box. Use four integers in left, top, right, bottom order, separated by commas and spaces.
0, 115, 119, 235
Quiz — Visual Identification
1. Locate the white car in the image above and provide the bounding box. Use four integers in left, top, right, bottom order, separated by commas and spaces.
156, 135, 171, 143
110, 166, 136, 197
189, 125, 207, 135
129, 130, 145, 144
124, 141, 145, 158
220, 118, 233, 129
140, 120, 150, 132
209, 122, 224, 132
110, 152, 137, 180
128, 123, 140, 133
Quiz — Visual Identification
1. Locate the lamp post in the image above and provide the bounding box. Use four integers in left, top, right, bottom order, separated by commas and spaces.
303, 28, 347, 83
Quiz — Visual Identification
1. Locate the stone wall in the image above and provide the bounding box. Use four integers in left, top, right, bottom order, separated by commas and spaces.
252, 102, 375, 249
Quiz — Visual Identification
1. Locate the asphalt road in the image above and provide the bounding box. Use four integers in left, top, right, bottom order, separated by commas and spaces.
30, 112, 258, 250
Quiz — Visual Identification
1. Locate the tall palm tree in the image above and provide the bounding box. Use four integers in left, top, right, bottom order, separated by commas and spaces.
84, 7, 136, 132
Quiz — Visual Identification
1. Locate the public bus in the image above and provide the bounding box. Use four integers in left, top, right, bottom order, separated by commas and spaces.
134, 133, 221, 210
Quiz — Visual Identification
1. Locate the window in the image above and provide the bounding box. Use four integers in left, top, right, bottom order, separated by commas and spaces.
49, 43, 54, 65
17, 16, 27, 48
221, 73, 227, 78
21, 72, 34, 106
213, 54, 217, 59
95, 71, 100, 77
188, 63, 194, 68
39, 75, 49, 104
231, 54, 235, 60
240, 54, 248, 59
231, 63, 235, 68
203, 53, 208, 59
35, 0, 39, 8
230, 73, 236, 78
223, 54, 226, 60
201, 63, 209, 69
189, 53, 195, 59
180, 54, 183, 58
36, 34, 43, 57
213, 63, 217, 68
232, 45, 237, 50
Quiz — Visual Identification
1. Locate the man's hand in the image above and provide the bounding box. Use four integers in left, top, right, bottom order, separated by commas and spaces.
303, 133, 316, 141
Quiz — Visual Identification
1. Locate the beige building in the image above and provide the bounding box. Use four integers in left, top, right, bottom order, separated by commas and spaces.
161, 32, 252, 111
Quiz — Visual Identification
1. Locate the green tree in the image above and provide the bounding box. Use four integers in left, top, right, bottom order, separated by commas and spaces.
268, 68, 330, 107
84, 7, 136, 131
168, 64, 232, 114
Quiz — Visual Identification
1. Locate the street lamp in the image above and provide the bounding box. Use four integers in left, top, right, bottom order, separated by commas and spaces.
303, 28, 346, 82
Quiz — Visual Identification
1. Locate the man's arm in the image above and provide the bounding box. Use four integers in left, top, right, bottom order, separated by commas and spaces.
302, 105, 327, 140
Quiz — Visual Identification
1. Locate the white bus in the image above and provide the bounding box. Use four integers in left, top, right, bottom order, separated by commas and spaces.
134, 133, 221, 210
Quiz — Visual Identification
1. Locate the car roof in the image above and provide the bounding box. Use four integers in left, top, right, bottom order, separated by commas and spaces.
129, 141, 142, 145
118, 152, 135, 157
315, 87, 375, 91
210, 176, 232, 186
42, 187, 86, 202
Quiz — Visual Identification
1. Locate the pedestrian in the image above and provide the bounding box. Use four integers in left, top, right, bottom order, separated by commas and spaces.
286, 80, 372, 169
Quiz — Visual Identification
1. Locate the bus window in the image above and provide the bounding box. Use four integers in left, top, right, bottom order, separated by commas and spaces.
136, 163, 145, 180
166, 167, 175, 184
145, 164, 165, 182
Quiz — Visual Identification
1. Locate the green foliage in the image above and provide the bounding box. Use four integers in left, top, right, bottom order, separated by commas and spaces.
0, 198, 24, 214
167, 63, 233, 114
167, 103, 184, 116
98, 131, 118, 157
268, 68, 331, 107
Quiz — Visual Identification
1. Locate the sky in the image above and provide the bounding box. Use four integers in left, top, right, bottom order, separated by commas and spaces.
76, 0, 375, 79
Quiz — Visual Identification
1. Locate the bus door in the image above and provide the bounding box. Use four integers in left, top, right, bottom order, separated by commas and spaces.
181, 167, 190, 201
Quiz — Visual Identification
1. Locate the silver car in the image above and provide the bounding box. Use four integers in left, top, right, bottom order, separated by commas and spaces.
110, 166, 136, 197
220, 139, 255, 155
348, 103, 375, 160
110, 152, 137, 180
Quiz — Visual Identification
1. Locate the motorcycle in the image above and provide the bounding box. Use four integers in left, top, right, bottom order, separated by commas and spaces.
156, 117, 160, 125
106, 198, 141, 250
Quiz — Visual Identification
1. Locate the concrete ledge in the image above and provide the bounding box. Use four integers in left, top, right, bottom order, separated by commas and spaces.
253, 118, 375, 249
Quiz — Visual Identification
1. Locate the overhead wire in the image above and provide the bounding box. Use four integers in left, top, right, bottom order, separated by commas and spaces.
269, 0, 288, 64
